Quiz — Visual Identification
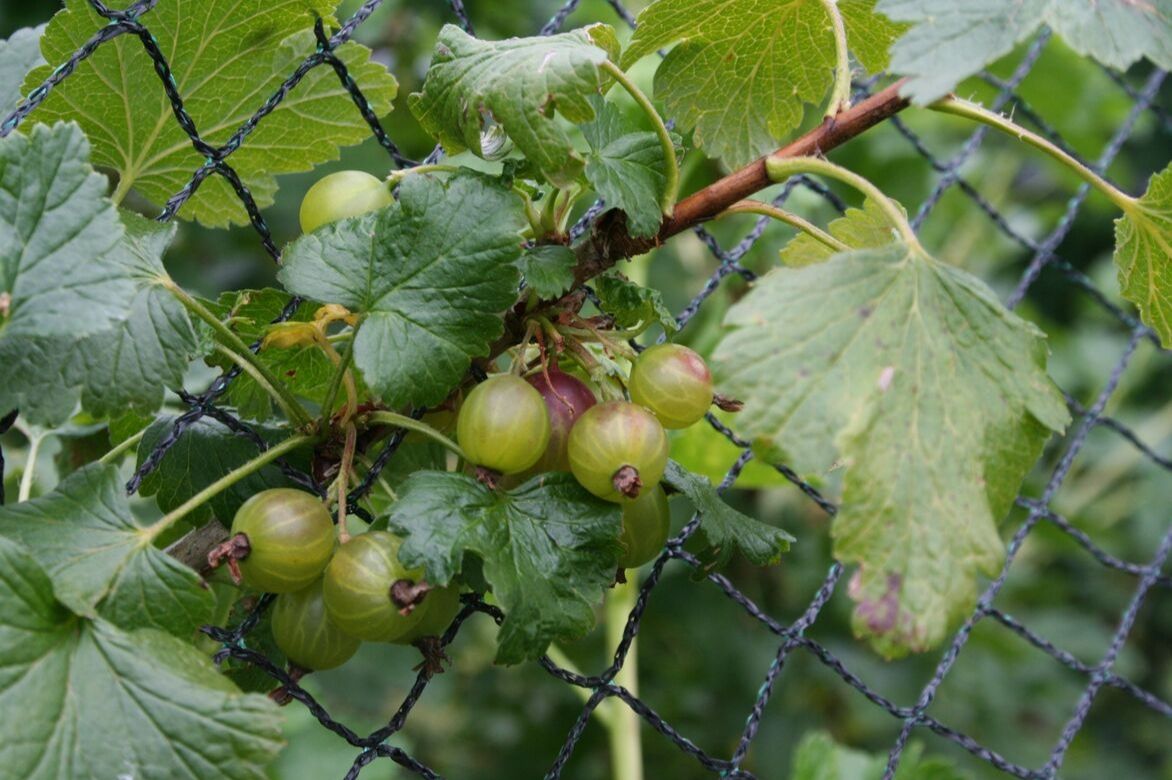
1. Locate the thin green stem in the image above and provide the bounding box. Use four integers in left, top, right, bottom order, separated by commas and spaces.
100, 428, 147, 465
18, 432, 46, 502
722, 200, 850, 253
765, 155, 920, 247
110, 174, 134, 206
818, 0, 852, 116
366, 411, 468, 461
146, 434, 317, 540
212, 344, 304, 425
539, 187, 561, 234
606, 577, 643, 780
165, 280, 314, 429
319, 339, 355, 429
930, 97, 1136, 212
386, 163, 460, 188
601, 61, 680, 215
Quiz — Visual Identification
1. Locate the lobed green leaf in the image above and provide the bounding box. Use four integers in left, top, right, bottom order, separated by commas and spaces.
0, 463, 214, 637
1, 122, 194, 424
0, 536, 282, 780
24, 0, 398, 227
623, 0, 902, 165
880, 0, 1172, 103
581, 96, 675, 238
713, 240, 1069, 657
1115, 163, 1172, 347
279, 172, 527, 409
385, 471, 622, 664
594, 271, 678, 333
664, 460, 793, 570
518, 244, 578, 300
410, 24, 620, 187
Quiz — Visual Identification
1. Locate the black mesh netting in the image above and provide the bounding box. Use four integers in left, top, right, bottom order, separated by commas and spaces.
1, 2, 1170, 779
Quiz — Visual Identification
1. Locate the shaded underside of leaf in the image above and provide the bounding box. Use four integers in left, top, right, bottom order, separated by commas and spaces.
136, 416, 307, 528
713, 243, 1069, 656
200, 288, 340, 420
880, 0, 1172, 103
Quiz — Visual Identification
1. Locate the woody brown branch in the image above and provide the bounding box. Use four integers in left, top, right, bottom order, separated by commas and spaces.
490, 79, 910, 356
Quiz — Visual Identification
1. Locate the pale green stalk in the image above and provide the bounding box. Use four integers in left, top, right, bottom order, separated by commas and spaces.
818, 0, 852, 116
601, 61, 680, 215
164, 280, 314, 428
930, 97, 1137, 212
18, 431, 46, 502
765, 155, 920, 247
366, 411, 469, 461
606, 576, 644, 780
722, 200, 849, 253
145, 434, 317, 540
99, 428, 147, 465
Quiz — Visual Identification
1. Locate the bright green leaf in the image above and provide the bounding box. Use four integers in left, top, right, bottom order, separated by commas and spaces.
24, 0, 398, 227
713, 242, 1069, 657
622, 0, 902, 164
137, 416, 308, 527
410, 24, 620, 187
0, 25, 44, 119
781, 198, 901, 266
279, 173, 527, 408
519, 244, 578, 299
594, 271, 678, 332
1115, 163, 1172, 347
664, 460, 793, 570
880, 0, 1172, 103
385, 471, 622, 664
0, 536, 282, 779
581, 97, 673, 238
0, 463, 213, 637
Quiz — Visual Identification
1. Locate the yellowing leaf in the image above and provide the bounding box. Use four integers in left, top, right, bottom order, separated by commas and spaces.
1115, 163, 1172, 346
713, 242, 1069, 657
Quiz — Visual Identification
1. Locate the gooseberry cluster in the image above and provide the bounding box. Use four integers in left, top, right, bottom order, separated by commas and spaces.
220, 488, 460, 672
458, 341, 719, 570
208, 171, 729, 677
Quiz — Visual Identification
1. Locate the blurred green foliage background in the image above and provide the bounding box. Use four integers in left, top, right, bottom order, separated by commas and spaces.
2, 1, 1170, 778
